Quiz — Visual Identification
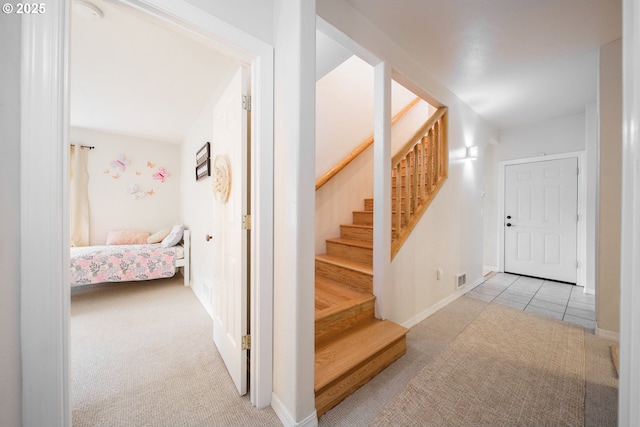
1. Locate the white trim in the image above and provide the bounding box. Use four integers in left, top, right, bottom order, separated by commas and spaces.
21, 1, 71, 425
372, 61, 392, 319
483, 265, 499, 273
620, 0, 640, 424
271, 393, 318, 427
497, 152, 586, 287
595, 327, 620, 342
401, 277, 484, 329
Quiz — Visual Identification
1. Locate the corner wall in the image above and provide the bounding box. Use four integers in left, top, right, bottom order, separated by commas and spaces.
597, 38, 622, 334
0, 11, 22, 427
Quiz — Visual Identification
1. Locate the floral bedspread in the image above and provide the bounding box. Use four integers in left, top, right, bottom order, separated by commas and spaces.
70, 244, 177, 286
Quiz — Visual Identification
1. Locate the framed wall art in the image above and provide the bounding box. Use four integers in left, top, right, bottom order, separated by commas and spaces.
195, 142, 211, 181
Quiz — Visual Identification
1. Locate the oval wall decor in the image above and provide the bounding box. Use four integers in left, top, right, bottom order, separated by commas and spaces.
212, 155, 231, 203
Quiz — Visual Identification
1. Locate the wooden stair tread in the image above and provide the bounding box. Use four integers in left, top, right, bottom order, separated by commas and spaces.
325, 237, 373, 249
315, 254, 372, 275
315, 319, 408, 391
315, 277, 372, 315
340, 223, 372, 230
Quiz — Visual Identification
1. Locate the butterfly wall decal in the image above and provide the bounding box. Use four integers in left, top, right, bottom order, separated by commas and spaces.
103, 169, 110, 174
127, 184, 146, 200
147, 161, 155, 168
135, 171, 142, 176
152, 167, 170, 183
112, 173, 120, 179
111, 154, 130, 172
147, 189, 155, 196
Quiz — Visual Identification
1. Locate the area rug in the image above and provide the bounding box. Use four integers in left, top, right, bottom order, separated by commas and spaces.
370, 303, 586, 427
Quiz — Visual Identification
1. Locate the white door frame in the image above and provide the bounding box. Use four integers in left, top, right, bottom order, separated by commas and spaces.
497, 152, 586, 287
20, 1, 274, 424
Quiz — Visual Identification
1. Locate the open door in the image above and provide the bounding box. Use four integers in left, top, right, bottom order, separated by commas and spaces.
211, 65, 249, 395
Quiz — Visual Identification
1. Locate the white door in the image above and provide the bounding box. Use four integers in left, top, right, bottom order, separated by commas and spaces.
211, 65, 249, 395
504, 157, 578, 283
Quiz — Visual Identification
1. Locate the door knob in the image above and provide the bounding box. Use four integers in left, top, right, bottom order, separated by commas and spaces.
506, 215, 511, 219
506, 223, 512, 227
206, 234, 213, 241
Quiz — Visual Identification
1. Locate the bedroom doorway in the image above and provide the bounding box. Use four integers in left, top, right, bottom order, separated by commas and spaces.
67, 0, 272, 412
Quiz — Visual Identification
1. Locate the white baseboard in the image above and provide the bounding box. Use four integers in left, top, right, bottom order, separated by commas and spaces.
483, 265, 499, 273
271, 393, 318, 427
401, 277, 484, 329
596, 327, 620, 341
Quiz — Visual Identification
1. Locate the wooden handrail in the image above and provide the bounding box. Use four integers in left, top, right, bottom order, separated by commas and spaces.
315, 97, 422, 191
391, 106, 447, 166
391, 107, 448, 259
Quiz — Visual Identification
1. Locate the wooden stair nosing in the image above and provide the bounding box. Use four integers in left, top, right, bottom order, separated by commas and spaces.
325, 237, 373, 250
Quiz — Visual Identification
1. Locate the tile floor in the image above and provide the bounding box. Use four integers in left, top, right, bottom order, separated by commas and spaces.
466, 272, 596, 330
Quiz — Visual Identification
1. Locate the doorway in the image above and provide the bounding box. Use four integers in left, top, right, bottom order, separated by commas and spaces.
19, 1, 274, 423
503, 157, 578, 283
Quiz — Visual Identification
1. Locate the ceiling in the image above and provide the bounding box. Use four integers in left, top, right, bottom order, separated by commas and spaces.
70, 0, 238, 144
345, 0, 622, 130
71, 0, 622, 143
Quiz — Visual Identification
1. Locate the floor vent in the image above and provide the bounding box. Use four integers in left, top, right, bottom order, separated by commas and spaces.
455, 273, 466, 288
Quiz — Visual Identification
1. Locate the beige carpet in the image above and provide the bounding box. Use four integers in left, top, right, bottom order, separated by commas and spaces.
71, 277, 281, 427
370, 303, 586, 427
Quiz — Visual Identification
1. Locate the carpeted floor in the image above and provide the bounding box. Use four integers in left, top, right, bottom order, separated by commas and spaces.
371, 303, 586, 426
71, 277, 281, 427
320, 296, 618, 427
71, 279, 618, 427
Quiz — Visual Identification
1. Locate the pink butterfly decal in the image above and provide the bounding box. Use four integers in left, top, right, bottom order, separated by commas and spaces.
152, 167, 170, 183
103, 169, 110, 174
111, 154, 130, 171
112, 173, 120, 179
147, 189, 155, 196
147, 161, 155, 168
135, 171, 142, 176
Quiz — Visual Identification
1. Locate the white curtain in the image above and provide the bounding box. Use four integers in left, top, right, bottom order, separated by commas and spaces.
69, 145, 90, 246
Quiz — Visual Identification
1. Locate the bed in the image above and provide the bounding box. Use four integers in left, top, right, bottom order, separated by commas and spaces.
70, 228, 190, 287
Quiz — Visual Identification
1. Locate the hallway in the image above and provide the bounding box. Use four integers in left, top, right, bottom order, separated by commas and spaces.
466, 273, 596, 330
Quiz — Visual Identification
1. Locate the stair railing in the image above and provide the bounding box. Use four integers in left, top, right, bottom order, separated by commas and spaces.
391, 106, 448, 259
315, 97, 421, 191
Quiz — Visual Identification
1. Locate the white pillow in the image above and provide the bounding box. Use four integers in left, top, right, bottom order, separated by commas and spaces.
147, 228, 171, 244
161, 224, 184, 247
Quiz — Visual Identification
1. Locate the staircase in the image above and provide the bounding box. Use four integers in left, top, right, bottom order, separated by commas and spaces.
314, 198, 408, 417
314, 103, 448, 417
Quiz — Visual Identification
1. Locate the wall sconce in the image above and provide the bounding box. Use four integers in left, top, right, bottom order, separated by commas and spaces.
466, 145, 479, 158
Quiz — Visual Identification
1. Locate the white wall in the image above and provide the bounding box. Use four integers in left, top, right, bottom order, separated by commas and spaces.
483, 112, 586, 269
70, 128, 182, 245
597, 38, 622, 334
271, 0, 317, 424
318, 0, 498, 327
0, 11, 22, 427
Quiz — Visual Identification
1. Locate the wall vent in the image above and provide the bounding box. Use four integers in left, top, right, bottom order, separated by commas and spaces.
455, 273, 467, 288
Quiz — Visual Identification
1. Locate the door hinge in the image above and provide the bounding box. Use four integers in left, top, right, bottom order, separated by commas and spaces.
242, 95, 251, 111
242, 214, 252, 230
242, 334, 251, 350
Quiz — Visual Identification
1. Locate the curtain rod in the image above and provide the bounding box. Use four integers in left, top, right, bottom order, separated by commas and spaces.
70, 144, 95, 150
